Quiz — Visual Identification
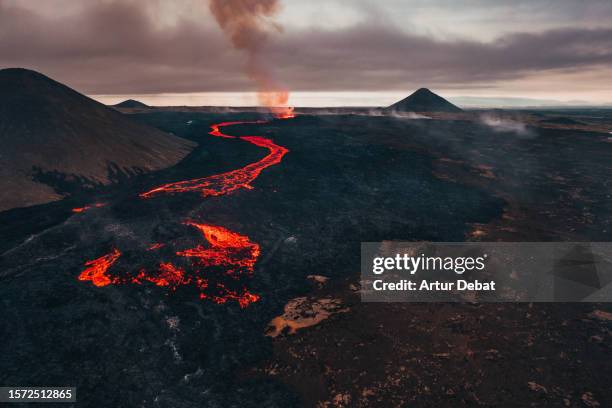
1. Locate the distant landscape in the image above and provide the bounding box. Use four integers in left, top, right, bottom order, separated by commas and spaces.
1, 0, 612, 407
1, 67, 611, 407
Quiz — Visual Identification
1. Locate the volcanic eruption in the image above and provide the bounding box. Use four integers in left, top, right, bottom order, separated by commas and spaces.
78, 1, 297, 308
208, 0, 294, 118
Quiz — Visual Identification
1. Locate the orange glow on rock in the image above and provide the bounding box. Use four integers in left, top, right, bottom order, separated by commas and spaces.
176, 222, 261, 307
275, 109, 295, 119
72, 202, 107, 213
177, 222, 260, 276
78, 223, 261, 308
207, 283, 261, 308
132, 262, 189, 289
78, 248, 121, 287
258, 90, 295, 119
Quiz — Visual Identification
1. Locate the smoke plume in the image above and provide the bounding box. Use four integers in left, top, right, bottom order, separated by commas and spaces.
208, 0, 293, 118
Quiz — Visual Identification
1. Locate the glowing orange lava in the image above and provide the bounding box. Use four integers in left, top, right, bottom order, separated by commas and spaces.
79, 117, 293, 308
132, 263, 189, 289
79, 223, 261, 308
176, 222, 261, 307
78, 248, 121, 287
177, 222, 260, 276
72, 202, 107, 213
139, 121, 289, 199
275, 109, 295, 119
209, 120, 266, 138
258, 90, 295, 119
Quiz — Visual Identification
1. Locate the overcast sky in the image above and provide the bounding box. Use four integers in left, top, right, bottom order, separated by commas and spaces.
1, 0, 612, 106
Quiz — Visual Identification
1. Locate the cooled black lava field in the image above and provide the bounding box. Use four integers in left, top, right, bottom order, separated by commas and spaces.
1, 111, 611, 407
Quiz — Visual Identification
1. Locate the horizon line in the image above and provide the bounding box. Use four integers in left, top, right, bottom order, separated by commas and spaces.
91, 91, 612, 110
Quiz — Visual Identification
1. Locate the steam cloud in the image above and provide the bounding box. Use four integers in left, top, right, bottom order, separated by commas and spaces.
208, 0, 293, 117
479, 113, 535, 137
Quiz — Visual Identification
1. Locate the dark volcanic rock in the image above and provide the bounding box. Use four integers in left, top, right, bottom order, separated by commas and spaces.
0, 68, 195, 212
387, 87, 462, 113
114, 99, 149, 109
3, 110, 612, 406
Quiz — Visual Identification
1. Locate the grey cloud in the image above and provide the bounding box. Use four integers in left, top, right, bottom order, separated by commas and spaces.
0, 0, 250, 93
1, 1, 611, 94
270, 24, 612, 90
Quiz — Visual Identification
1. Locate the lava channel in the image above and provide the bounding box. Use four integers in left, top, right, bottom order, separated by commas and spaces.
79, 118, 292, 307
140, 121, 288, 199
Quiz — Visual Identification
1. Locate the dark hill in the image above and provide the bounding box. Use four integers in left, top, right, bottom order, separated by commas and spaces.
114, 99, 149, 109
387, 88, 462, 113
0, 68, 195, 212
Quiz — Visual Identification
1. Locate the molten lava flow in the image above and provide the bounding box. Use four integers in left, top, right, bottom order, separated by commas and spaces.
209, 120, 265, 138
80, 117, 292, 308
176, 222, 261, 307
205, 283, 261, 308
132, 263, 189, 289
78, 248, 121, 287
78, 223, 261, 308
140, 121, 289, 199
147, 243, 165, 251
72, 202, 107, 213
177, 222, 260, 276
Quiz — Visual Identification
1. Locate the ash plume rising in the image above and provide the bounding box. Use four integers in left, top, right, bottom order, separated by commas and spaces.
208, 0, 294, 118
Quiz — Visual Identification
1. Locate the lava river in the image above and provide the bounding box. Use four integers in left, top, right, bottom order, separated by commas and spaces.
78, 118, 291, 307
139, 121, 288, 199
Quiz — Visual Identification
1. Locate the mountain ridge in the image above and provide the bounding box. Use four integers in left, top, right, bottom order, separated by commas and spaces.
0, 68, 195, 212
387, 88, 462, 113
114, 99, 149, 109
